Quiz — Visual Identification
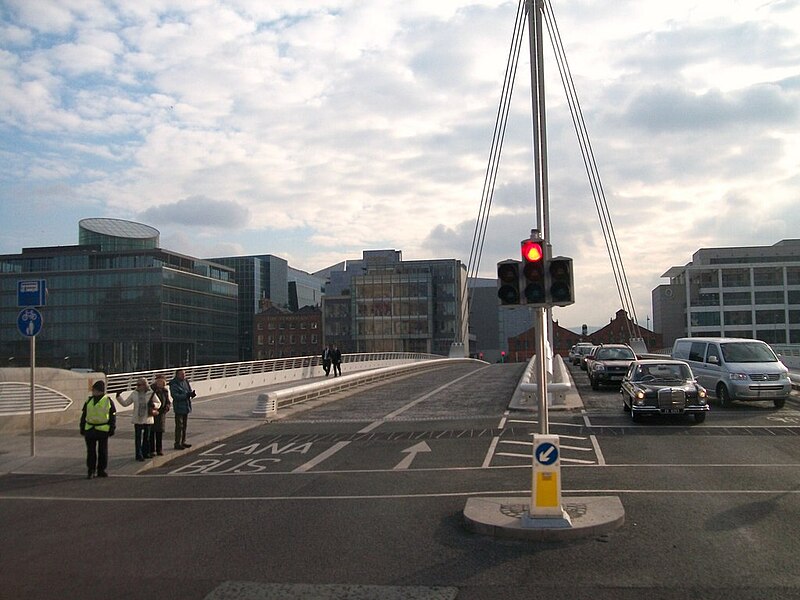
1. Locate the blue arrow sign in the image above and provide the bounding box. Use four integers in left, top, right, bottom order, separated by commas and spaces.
17, 308, 43, 337
535, 441, 559, 466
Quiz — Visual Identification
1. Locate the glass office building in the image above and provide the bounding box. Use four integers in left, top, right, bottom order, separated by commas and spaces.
321, 250, 469, 355
206, 254, 289, 361
0, 219, 238, 373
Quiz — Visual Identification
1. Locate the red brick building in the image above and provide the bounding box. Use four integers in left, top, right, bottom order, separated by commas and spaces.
506, 309, 663, 362
253, 304, 322, 359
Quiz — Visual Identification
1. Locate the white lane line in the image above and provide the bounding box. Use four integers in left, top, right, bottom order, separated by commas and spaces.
292, 441, 351, 473
482, 437, 500, 469
292, 366, 490, 472
358, 366, 491, 434
4, 488, 799, 503
590, 434, 606, 466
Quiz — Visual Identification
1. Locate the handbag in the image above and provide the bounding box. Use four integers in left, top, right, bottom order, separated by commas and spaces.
148, 393, 159, 417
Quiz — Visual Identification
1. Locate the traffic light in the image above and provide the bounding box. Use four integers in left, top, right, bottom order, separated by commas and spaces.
548, 256, 574, 306
521, 240, 546, 305
497, 260, 522, 305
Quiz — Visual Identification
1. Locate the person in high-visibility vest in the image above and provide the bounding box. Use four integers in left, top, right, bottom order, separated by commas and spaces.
80, 380, 117, 479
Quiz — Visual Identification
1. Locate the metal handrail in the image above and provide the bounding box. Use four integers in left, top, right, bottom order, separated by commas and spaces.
106, 352, 441, 393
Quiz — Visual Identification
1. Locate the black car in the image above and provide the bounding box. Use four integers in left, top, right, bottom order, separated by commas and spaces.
587, 344, 636, 389
621, 359, 710, 423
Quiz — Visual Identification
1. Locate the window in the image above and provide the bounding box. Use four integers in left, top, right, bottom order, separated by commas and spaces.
690, 312, 720, 326
756, 309, 785, 324
724, 291, 751, 306
722, 269, 750, 287
724, 310, 752, 325
754, 291, 784, 305
753, 267, 783, 287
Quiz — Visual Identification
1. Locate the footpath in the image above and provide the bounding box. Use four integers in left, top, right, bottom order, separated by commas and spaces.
0, 378, 334, 477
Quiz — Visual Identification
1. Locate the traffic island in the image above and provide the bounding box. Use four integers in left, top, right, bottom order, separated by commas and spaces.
463, 495, 624, 541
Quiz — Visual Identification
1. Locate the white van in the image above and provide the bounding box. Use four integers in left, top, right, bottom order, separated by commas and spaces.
671, 337, 791, 408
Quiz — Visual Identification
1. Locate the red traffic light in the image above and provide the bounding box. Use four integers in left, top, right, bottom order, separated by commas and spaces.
521, 240, 543, 263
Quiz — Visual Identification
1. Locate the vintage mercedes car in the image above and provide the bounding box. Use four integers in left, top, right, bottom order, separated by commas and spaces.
621, 359, 710, 423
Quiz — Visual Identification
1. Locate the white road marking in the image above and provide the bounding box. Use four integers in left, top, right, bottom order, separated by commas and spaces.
292, 441, 351, 473
5, 488, 799, 503
481, 437, 500, 468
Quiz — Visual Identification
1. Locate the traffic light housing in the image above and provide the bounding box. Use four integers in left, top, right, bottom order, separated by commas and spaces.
548, 256, 574, 306
521, 240, 546, 306
497, 260, 521, 305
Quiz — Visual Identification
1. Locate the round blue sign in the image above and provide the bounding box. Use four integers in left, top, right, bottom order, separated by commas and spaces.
17, 308, 43, 337
535, 442, 559, 466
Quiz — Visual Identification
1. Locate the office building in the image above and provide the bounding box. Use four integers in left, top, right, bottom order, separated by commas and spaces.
0, 218, 238, 372
207, 254, 289, 361
320, 250, 469, 355
653, 239, 800, 348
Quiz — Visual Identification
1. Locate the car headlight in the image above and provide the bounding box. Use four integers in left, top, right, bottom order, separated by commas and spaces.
729, 372, 748, 381
635, 390, 645, 400
593, 364, 605, 372
698, 388, 707, 399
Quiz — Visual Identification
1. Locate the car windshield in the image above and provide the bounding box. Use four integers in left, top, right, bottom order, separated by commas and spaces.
596, 348, 635, 361
634, 363, 691, 382
720, 342, 777, 363
578, 346, 593, 355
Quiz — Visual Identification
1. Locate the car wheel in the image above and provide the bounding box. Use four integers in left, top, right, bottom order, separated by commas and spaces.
774, 397, 786, 409
591, 376, 599, 391
693, 412, 706, 424
717, 384, 731, 407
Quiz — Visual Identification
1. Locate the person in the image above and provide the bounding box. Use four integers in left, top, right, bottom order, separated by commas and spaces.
115, 377, 160, 461
331, 344, 342, 377
149, 374, 171, 456
321, 344, 332, 377
80, 380, 117, 479
169, 369, 195, 450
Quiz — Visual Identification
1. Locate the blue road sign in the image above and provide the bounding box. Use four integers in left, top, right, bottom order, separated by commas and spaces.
535, 441, 559, 466
17, 308, 43, 337
18, 280, 47, 307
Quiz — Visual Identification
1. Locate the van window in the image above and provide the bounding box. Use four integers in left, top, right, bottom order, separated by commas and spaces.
673, 341, 690, 360
688, 342, 706, 362
720, 341, 777, 363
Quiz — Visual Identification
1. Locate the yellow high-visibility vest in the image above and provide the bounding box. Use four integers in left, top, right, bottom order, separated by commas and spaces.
84, 395, 112, 432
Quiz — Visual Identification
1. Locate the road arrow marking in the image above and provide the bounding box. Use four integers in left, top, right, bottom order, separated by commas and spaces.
393, 441, 431, 470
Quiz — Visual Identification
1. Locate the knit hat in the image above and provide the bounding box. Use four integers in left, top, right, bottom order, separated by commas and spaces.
92, 380, 105, 393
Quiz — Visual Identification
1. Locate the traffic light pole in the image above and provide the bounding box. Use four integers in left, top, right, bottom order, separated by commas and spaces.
528, 0, 550, 435
534, 306, 548, 434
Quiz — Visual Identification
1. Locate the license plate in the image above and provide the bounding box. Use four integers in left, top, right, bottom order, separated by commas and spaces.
610, 375, 622, 380
662, 408, 683, 414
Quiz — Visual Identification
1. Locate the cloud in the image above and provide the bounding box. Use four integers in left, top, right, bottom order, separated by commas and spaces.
139, 195, 252, 229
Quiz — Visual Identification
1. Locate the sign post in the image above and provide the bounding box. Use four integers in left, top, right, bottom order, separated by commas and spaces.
18, 280, 46, 458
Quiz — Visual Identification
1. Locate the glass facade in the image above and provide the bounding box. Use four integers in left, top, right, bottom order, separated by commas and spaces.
207, 255, 289, 361
0, 245, 238, 373
322, 252, 468, 355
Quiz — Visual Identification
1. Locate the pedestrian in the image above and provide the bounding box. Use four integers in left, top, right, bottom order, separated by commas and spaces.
321, 344, 332, 377
79, 380, 117, 479
116, 377, 160, 461
331, 344, 342, 377
149, 374, 171, 456
169, 369, 195, 450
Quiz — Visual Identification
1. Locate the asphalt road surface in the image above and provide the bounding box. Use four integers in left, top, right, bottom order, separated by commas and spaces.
2, 361, 799, 600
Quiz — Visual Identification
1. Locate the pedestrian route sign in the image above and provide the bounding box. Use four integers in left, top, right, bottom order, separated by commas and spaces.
17, 308, 43, 337
18, 279, 47, 307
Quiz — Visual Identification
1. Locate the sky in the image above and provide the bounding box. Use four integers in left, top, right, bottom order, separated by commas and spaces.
1, 0, 799, 330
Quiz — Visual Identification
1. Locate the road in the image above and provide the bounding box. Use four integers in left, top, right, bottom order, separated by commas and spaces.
2, 361, 800, 600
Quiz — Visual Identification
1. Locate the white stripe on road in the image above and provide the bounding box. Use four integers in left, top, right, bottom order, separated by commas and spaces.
4, 488, 799, 503
292, 441, 351, 473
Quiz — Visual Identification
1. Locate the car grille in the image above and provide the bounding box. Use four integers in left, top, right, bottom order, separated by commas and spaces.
749, 373, 781, 382
606, 366, 628, 375
657, 388, 686, 409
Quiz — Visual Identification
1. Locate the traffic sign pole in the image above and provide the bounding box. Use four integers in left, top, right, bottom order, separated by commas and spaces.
30, 336, 35, 457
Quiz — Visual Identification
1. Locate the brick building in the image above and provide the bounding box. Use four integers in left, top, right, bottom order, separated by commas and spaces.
506, 309, 662, 363
253, 304, 322, 359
